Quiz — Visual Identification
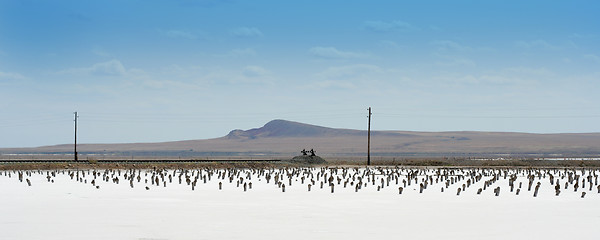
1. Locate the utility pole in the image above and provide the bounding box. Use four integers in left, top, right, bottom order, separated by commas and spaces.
74, 111, 78, 161
367, 107, 371, 166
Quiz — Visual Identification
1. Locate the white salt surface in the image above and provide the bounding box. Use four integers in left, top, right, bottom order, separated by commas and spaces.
1, 168, 599, 240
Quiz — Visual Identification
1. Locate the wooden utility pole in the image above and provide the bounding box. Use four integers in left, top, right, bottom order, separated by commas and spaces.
367, 107, 371, 166
74, 111, 78, 161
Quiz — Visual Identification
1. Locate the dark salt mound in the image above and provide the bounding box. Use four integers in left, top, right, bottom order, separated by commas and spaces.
289, 155, 327, 164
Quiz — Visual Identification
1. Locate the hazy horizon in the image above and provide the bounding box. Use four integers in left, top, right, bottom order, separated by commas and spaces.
1, 1, 599, 148
5, 119, 600, 150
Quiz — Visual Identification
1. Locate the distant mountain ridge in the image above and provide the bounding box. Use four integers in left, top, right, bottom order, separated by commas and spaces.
2, 119, 600, 157
226, 119, 408, 139
226, 119, 361, 138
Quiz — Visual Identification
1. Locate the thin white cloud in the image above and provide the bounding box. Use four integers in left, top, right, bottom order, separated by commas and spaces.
159, 64, 192, 79
505, 67, 553, 76
437, 74, 528, 86
230, 27, 263, 38
316, 64, 383, 79
436, 68, 544, 87
0, 71, 27, 81
92, 46, 111, 57
115, 65, 210, 91
230, 48, 256, 56
433, 55, 476, 67
0, 70, 28, 87
89, 60, 127, 76
215, 48, 257, 58
583, 54, 600, 63
313, 80, 357, 90
379, 40, 403, 50
515, 40, 560, 50
159, 29, 198, 39
58, 59, 127, 76
429, 25, 442, 31
140, 79, 201, 91
200, 66, 273, 85
453, 75, 480, 85
431, 40, 472, 51
360, 20, 417, 32
431, 40, 494, 53
569, 33, 584, 39
242, 65, 269, 78
309, 47, 367, 59
311, 64, 392, 90
478, 75, 520, 85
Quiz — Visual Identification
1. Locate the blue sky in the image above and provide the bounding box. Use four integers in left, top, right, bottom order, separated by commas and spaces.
1, 0, 599, 147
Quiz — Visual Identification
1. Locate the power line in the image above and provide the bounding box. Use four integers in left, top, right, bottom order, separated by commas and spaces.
367, 107, 372, 166
74, 111, 78, 162
377, 113, 600, 119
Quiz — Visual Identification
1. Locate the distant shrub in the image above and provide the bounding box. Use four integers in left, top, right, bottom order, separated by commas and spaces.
88, 158, 98, 164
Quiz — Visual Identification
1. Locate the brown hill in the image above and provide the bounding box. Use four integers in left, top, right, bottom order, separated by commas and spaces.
2, 119, 600, 157
226, 119, 406, 139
